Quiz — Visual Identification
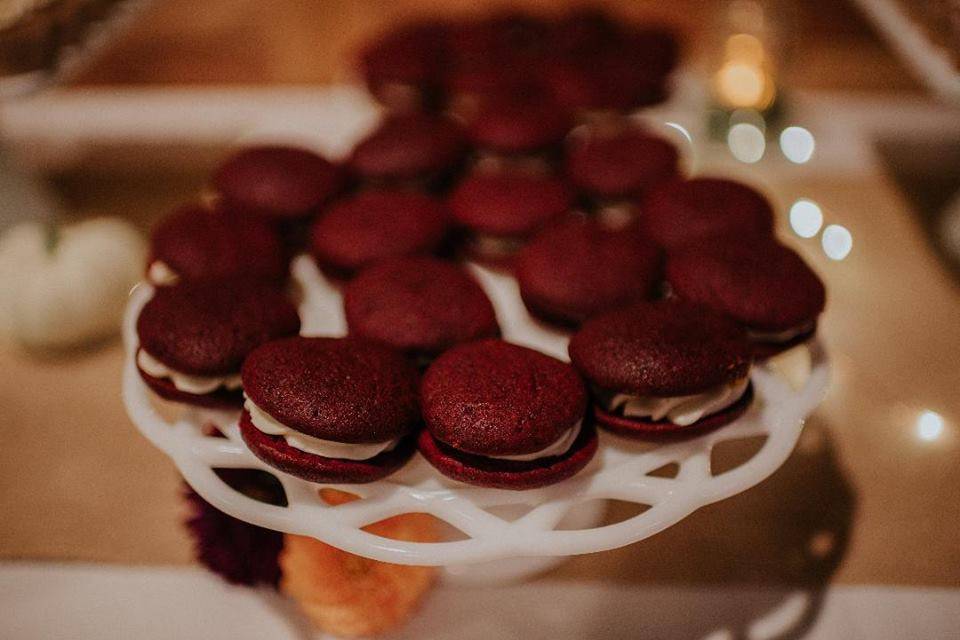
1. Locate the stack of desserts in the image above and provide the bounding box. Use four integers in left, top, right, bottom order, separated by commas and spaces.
132, 7, 826, 637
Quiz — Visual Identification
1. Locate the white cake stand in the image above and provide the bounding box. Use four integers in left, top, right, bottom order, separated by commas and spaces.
122, 255, 830, 584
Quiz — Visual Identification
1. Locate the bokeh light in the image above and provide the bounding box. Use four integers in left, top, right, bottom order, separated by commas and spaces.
727, 122, 766, 163
917, 411, 945, 442
780, 126, 815, 163
821, 224, 853, 260
789, 199, 823, 238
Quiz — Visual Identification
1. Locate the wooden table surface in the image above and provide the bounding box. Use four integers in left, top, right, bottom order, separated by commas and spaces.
2, 0, 959, 592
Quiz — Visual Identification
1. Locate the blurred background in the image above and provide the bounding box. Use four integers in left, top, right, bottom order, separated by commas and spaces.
1, 1, 959, 639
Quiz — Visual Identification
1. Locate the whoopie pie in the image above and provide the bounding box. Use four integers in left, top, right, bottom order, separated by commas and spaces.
136, 279, 301, 409
639, 177, 774, 249
212, 145, 344, 220
309, 189, 449, 278
544, 39, 671, 114
448, 169, 573, 264
419, 339, 598, 490
465, 95, 571, 159
516, 218, 662, 327
359, 20, 447, 112
239, 336, 420, 484
146, 204, 286, 286
569, 300, 754, 438
666, 238, 826, 357
347, 114, 466, 184
343, 256, 499, 363
565, 126, 679, 202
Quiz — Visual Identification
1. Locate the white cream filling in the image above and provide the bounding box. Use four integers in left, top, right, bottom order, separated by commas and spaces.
245, 398, 400, 460
748, 322, 815, 343
606, 377, 749, 427
484, 420, 582, 462
137, 349, 241, 394
147, 260, 180, 286
471, 234, 524, 259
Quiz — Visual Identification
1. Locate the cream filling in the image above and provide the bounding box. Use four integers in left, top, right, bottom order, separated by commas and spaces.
748, 322, 815, 343
484, 420, 582, 462
471, 234, 524, 259
147, 260, 180, 286
245, 398, 400, 460
137, 349, 241, 394
606, 377, 750, 427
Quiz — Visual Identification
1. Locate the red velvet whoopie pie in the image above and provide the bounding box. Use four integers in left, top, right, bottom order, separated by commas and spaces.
516, 217, 662, 327
348, 114, 467, 184
309, 189, 449, 278
666, 238, 826, 358
146, 204, 286, 287
419, 339, 597, 490
564, 126, 679, 201
212, 145, 344, 220
239, 336, 420, 484
136, 279, 301, 409
639, 177, 775, 249
569, 300, 754, 438
448, 169, 573, 264
359, 20, 448, 111
343, 256, 499, 363
466, 94, 571, 157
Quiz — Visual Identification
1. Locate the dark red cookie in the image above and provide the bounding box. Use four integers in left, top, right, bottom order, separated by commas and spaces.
550, 7, 623, 57
565, 127, 679, 199
569, 300, 752, 397
466, 95, 571, 156
136, 279, 301, 408
348, 114, 466, 182
665, 238, 825, 355
359, 20, 448, 111
419, 339, 595, 489
147, 204, 286, 285
544, 43, 669, 113
240, 412, 417, 484
569, 300, 753, 436
640, 178, 775, 248
242, 336, 419, 443
448, 170, 572, 261
595, 383, 753, 440
417, 421, 598, 491
343, 256, 499, 360
309, 189, 449, 277
212, 146, 344, 219
516, 218, 662, 327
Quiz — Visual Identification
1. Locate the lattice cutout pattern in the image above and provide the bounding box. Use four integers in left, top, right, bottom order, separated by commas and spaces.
123, 256, 830, 566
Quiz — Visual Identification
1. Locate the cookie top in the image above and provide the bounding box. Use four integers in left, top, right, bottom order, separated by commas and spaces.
666, 238, 826, 332
212, 146, 344, 219
309, 189, 449, 275
448, 170, 572, 237
344, 256, 499, 356
466, 96, 571, 155
421, 339, 586, 456
565, 127, 679, 199
348, 114, 466, 181
516, 218, 662, 326
148, 204, 286, 283
640, 177, 774, 248
137, 279, 301, 376
569, 300, 752, 396
544, 44, 668, 113
242, 336, 420, 443
359, 21, 446, 90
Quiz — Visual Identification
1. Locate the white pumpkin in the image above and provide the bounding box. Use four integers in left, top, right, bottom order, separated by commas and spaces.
0, 217, 146, 349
